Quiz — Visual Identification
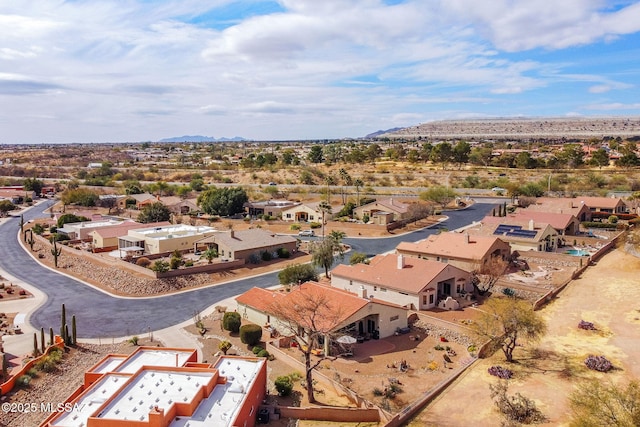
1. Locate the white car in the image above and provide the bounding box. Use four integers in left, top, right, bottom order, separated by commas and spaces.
492, 187, 506, 192
298, 230, 315, 237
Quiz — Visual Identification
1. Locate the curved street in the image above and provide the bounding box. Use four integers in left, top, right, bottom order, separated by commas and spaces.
0, 201, 494, 338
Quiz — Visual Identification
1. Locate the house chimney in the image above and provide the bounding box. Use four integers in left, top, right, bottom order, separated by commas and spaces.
230, 230, 235, 239
464, 232, 470, 243
390, 197, 393, 205
360, 285, 367, 299
528, 219, 534, 231
397, 254, 405, 269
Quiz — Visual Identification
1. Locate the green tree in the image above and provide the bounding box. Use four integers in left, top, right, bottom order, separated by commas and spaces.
307, 145, 324, 163
0, 200, 16, 217
57, 213, 90, 229
473, 297, 546, 362
311, 232, 344, 278
24, 177, 44, 195
197, 187, 248, 217
349, 252, 369, 265
430, 142, 453, 169
364, 144, 382, 163
278, 264, 318, 285
60, 188, 99, 207
569, 380, 640, 427
518, 182, 545, 197
420, 185, 457, 208
557, 144, 584, 168
589, 148, 610, 169
452, 140, 471, 169
137, 202, 171, 223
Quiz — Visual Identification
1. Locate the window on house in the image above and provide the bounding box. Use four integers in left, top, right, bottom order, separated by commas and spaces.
441, 257, 448, 263
399, 292, 408, 295
286, 214, 291, 218
390, 315, 399, 322
373, 286, 377, 291
380, 287, 387, 292
422, 295, 427, 305
349, 280, 353, 286
429, 294, 434, 304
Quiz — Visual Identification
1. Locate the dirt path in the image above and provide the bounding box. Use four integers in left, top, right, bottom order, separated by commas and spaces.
413, 247, 640, 426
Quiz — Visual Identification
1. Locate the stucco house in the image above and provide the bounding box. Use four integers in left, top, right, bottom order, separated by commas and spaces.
194, 229, 297, 262
353, 198, 410, 224
396, 232, 511, 272
243, 199, 301, 218
468, 219, 559, 252
482, 211, 581, 236
523, 197, 592, 221
331, 253, 473, 311
89, 221, 171, 251
236, 282, 408, 350
280, 201, 339, 222
119, 224, 217, 255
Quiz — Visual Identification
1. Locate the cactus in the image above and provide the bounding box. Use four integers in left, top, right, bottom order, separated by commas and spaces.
71, 315, 77, 346
25, 229, 35, 251
19, 214, 24, 235
33, 332, 39, 357
49, 327, 54, 346
40, 327, 45, 353
60, 304, 67, 343
2, 353, 7, 380
65, 325, 71, 346
51, 239, 61, 268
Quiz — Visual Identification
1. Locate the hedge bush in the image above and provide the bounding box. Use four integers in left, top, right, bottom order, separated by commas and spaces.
223, 312, 241, 333
277, 247, 290, 258
275, 375, 294, 396
240, 324, 263, 346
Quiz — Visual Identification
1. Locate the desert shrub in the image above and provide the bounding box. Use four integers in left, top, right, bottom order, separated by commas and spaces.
151, 260, 170, 273
252, 346, 264, 355
247, 253, 261, 265
184, 260, 194, 267
427, 361, 439, 371
240, 324, 262, 346
309, 221, 321, 229
488, 366, 513, 379
128, 336, 139, 346
26, 368, 39, 378
223, 312, 241, 333
169, 256, 182, 270
35, 355, 58, 373
276, 247, 290, 258
584, 355, 613, 372
261, 251, 272, 261
502, 287, 516, 297
275, 375, 294, 396
136, 257, 151, 267
257, 349, 270, 358
218, 340, 232, 355
290, 223, 301, 231
373, 387, 384, 396
490, 381, 545, 424
16, 375, 31, 387
578, 320, 596, 330
434, 344, 445, 351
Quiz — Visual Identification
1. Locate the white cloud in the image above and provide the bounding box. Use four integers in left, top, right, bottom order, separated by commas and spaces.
1, 0, 639, 142
585, 102, 640, 110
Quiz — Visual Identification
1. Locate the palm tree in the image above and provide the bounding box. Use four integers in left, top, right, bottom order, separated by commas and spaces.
339, 168, 352, 204
202, 247, 218, 264
354, 178, 364, 206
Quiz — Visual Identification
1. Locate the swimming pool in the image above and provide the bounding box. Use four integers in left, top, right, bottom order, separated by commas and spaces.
566, 249, 589, 256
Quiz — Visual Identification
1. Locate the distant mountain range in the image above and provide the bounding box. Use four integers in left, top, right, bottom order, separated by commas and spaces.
158, 135, 247, 143
364, 127, 404, 139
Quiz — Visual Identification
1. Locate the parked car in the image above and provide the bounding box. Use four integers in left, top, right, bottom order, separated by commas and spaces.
298, 230, 315, 237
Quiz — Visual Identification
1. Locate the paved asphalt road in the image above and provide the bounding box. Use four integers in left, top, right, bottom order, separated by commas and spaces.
0, 201, 495, 338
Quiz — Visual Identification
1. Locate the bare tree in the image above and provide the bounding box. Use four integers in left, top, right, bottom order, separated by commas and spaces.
407, 201, 434, 224
268, 284, 344, 404
471, 256, 509, 296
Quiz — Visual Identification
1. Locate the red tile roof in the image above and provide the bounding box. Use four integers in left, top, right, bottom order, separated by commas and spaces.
396, 233, 505, 261
482, 211, 575, 231
331, 253, 465, 293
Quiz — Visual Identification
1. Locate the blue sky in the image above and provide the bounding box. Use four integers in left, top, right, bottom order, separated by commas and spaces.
1, 0, 640, 143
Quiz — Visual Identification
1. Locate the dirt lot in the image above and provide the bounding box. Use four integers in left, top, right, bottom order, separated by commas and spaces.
413, 247, 640, 426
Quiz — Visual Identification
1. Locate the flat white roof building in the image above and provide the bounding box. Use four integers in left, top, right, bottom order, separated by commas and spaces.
41, 347, 268, 427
